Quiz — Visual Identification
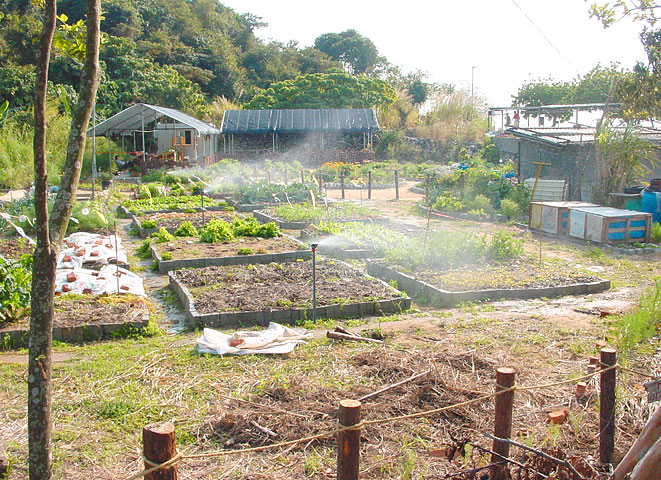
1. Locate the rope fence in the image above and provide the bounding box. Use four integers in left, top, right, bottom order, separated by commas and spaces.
123, 355, 656, 480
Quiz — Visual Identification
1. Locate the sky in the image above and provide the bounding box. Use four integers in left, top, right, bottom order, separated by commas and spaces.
221, 0, 649, 106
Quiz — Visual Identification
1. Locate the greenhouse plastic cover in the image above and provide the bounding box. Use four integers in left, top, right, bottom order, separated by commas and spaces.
197, 323, 311, 355
221, 108, 379, 134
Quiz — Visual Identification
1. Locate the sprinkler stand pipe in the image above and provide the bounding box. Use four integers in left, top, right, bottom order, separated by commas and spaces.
311, 243, 318, 323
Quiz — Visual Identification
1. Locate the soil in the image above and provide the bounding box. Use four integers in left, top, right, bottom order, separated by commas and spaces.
154, 235, 303, 260
0, 294, 149, 331
0, 237, 34, 259
174, 260, 402, 313
140, 210, 240, 230
398, 259, 601, 291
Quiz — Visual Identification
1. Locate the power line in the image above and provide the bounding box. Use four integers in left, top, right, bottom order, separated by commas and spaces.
509, 0, 581, 74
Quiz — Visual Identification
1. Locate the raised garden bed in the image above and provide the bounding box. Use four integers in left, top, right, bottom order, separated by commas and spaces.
0, 295, 150, 348
0, 237, 33, 259
151, 235, 310, 272
366, 260, 610, 308
253, 205, 388, 230
132, 210, 241, 237
118, 195, 228, 216
169, 260, 411, 327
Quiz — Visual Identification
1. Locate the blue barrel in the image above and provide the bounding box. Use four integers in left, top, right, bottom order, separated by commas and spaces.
642, 191, 661, 223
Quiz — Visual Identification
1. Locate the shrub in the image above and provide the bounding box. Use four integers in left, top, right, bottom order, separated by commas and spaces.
174, 221, 198, 237
231, 217, 261, 236
652, 222, 661, 243
0, 254, 32, 323
500, 198, 521, 220
156, 227, 174, 243
200, 219, 234, 243
487, 230, 524, 261
465, 194, 492, 213
136, 239, 152, 259
141, 219, 157, 229
432, 194, 464, 212
258, 222, 280, 238
237, 248, 253, 255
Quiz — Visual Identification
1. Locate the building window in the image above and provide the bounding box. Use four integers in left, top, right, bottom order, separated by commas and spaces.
184, 130, 192, 145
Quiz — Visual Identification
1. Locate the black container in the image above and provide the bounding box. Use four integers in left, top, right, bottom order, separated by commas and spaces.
623, 186, 644, 194
649, 178, 661, 192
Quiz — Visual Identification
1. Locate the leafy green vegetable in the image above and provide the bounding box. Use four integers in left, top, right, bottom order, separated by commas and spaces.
174, 221, 198, 237
0, 254, 33, 323
156, 227, 174, 243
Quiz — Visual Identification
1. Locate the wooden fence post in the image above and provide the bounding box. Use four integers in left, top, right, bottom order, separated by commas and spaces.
425, 174, 430, 208
491, 367, 516, 480
341, 172, 345, 199
143, 422, 178, 480
284, 167, 288, 184
337, 399, 361, 480
394, 170, 399, 200
600, 348, 617, 465
301, 169, 305, 184
266, 169, 271, 184
367, 171, 372, 200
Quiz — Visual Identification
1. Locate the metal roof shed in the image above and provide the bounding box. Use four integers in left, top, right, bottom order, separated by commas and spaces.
86, 103, 221, 172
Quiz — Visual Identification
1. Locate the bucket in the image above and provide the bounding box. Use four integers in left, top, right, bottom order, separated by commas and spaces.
642, 190, 661, 223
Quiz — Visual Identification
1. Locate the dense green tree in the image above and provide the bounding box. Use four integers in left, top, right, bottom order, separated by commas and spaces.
314, 29, 385, 74
244, 70, 396, 109
512, 64, 624, 106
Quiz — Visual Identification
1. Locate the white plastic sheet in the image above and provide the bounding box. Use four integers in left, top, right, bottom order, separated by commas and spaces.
62, 232, 128, 266
197, 323, 311, 355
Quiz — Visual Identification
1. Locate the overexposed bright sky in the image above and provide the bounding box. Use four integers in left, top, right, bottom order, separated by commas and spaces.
222, 0, 648, 106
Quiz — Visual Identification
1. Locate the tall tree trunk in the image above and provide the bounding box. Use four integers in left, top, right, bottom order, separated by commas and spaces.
49, 0, 101, 245
28, 1, 101, 479
28, 1, 58, 478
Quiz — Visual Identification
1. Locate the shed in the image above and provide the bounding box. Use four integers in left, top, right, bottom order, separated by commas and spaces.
220, 108, 379, 164
88, 103, 222, 172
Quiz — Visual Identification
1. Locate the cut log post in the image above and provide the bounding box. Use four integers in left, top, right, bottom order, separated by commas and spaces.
367, 171, 372, 200
600, 348, 617, 465
337, 399, 361, 480
613, 402, 661, 480
143, 421, 178, 480
630, 437, 661, 480
394, 170, 399, 200
490, 367, 516, 480
301, 170, 305, 184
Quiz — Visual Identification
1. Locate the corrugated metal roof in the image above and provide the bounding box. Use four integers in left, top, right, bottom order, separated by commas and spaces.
87, 103, 221, 136
221, 108, 379, 134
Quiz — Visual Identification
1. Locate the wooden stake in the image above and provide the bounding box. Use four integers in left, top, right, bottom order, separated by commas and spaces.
301, 169, 305, 184
326, 331, 383, 344
368, 171, 372, 199
600, 348, 617, 465
341, 172, 345, 199
491, 367, 516, 480
395, 170, 399, 200
143, 422, 178, 480
630, 438, 661, 480
613, 405, 661, 480
337, 399, 361, 480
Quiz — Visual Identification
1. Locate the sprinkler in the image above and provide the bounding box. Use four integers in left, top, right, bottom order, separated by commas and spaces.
311, 243, 318, 323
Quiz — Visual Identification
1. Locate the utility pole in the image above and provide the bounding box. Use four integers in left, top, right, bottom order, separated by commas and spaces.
471, 66, 476, 97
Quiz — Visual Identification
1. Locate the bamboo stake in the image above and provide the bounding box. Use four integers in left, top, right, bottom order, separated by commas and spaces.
358, 370, 431, 402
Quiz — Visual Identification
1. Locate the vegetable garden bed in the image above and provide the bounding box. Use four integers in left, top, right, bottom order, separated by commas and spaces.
0, 294, 151, 348
131, 210, 241, 237
0, 237, 33, 259
169, 260, 411, 327
366, 260, 610, 307
151, 235, 310, 272
253, 203, 388, 230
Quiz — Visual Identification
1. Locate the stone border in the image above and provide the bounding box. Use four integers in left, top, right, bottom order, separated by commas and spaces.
0, 309, 150, 350
168, 266, 411, 328
151, 234, 311, 273
120, 204, 230, 219
253, 210, 389, 231
227, 198, 280, 212
366, 260, 611, 308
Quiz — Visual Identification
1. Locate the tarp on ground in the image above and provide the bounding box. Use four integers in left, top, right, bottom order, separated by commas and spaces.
197, 323, 311, 355
221, 108, 379, 135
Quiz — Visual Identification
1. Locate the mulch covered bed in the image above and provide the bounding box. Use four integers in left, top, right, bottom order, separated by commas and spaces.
154, 236, 303, 260
139, 210, 240, 230
393, 259, 601, 292
0, 237, 33, 259
197, 348, 618, 480
0, 294, 149, 331
173, 260, 401, 314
